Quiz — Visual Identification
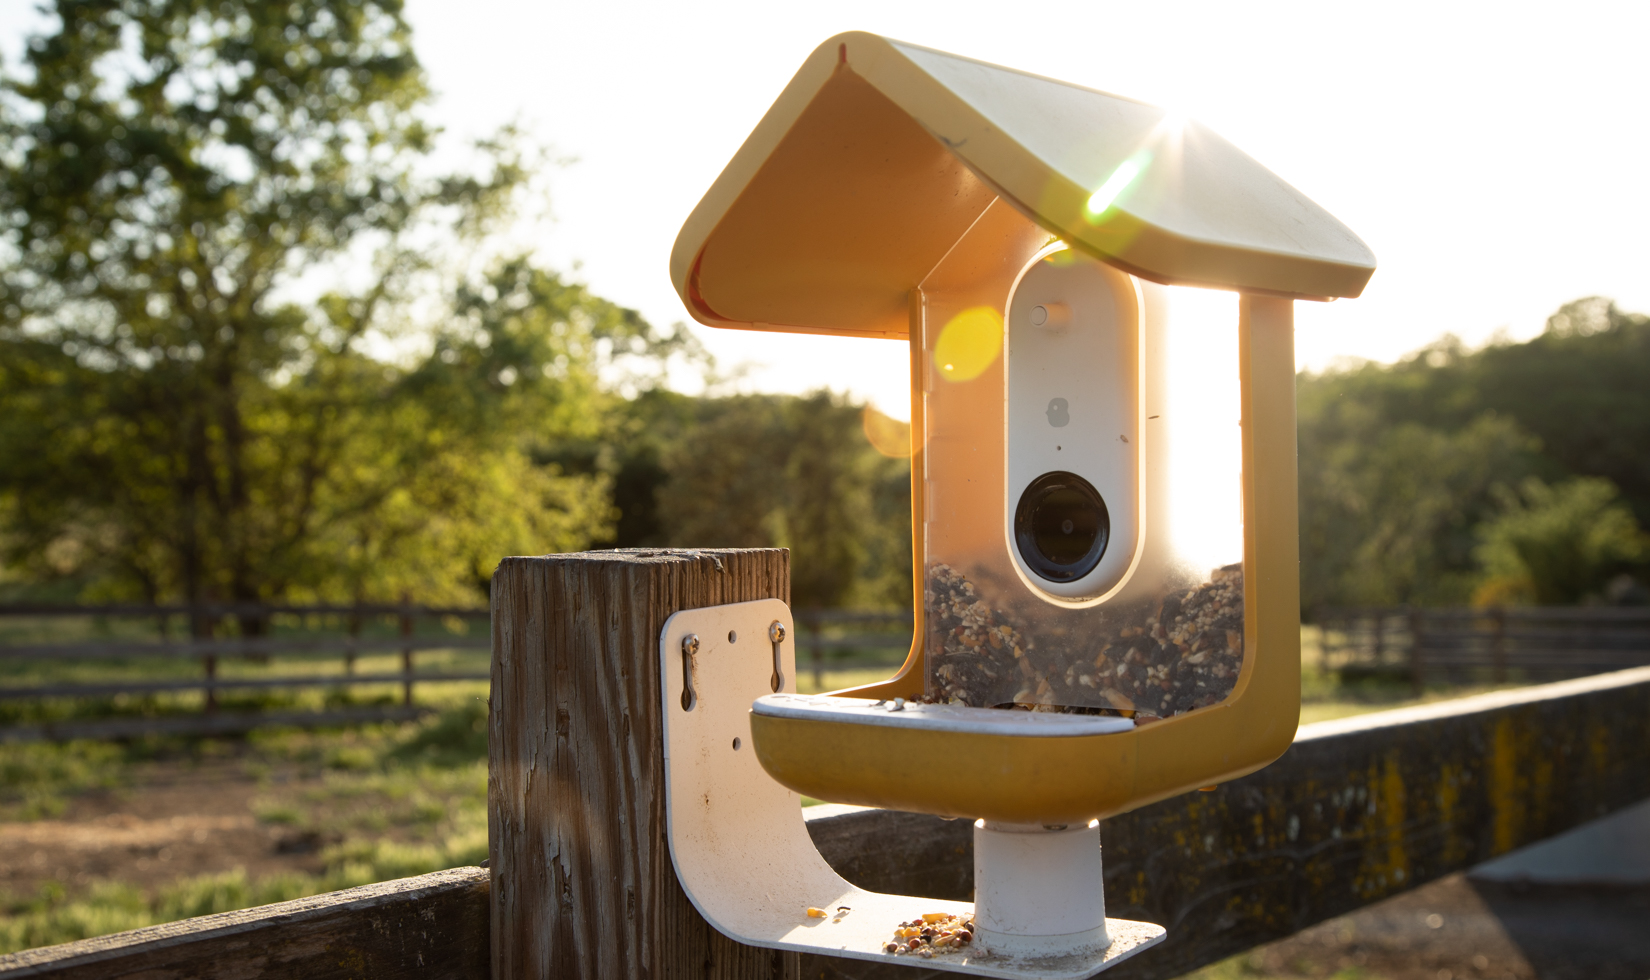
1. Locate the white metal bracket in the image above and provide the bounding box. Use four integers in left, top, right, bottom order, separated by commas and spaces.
659, 598, 1166, 978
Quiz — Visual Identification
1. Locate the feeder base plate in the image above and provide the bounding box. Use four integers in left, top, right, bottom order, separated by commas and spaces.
660, 599, 1166, 978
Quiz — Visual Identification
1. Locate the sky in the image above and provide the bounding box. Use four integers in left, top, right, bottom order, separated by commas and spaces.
5, 1, 1648, 418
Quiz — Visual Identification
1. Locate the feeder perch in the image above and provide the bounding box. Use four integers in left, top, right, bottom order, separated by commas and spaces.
663, 31, 1374, 977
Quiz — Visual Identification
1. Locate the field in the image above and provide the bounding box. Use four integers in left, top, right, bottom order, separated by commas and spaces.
0, 626, 1528, 959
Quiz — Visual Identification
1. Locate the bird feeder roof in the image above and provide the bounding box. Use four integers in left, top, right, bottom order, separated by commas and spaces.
670, 32, 1375, 339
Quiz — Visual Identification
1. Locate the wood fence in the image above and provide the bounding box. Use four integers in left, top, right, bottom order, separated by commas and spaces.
796, 608, 913, 688
1317, 605, 1650, 691
0, 602, 490, 740
2, 550, 1647, 979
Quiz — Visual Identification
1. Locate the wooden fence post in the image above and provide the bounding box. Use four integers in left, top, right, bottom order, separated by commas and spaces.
489, 548, 796, 980
345, 605, 360, 676
1407, 606, 1424, 696
805, 609, 824, 691
399, 597, 414, 707
1492, 606, 1508, 685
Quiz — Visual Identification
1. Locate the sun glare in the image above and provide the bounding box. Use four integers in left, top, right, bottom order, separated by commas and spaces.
1084, 156, 1147, 218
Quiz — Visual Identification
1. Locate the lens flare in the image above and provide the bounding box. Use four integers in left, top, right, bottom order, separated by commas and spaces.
1083, 151, 1152, 222
861, 404, 912, 458
932, 306, 1003, 382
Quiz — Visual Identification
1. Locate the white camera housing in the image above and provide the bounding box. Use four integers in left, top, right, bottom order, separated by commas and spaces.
1004, 246, 1144, 601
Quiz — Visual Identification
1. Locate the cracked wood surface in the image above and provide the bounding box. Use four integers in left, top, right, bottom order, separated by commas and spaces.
489, 548, 795, 980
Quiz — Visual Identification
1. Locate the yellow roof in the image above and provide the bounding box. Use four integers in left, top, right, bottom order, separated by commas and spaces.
671, 32, 1375, 339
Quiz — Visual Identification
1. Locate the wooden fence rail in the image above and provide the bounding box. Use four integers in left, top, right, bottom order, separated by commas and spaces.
4, 663, 1646, 978
4, 551, 1647, 979
796, 608, 913, 688
0, 602, 491, 740
1317, 604, 1650, 691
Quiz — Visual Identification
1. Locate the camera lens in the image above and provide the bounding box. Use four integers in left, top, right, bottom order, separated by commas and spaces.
1014, 471, 1109, 582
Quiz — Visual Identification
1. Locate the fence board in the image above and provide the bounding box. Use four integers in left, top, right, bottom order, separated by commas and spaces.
0, 706, 431, 743
0, 603, 489, 618
0, 867, 488, 980
0, 637, 490, 661
2, 666, 1647, 979
0, 671, 489, 700
0, 602, 493, 737
1318, 605, 1650, 686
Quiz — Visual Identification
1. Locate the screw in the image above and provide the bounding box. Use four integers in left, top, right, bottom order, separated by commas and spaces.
768, 620, 786, 693
680, 633, 699, 711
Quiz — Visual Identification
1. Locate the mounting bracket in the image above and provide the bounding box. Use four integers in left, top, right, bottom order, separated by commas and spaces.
659, 598, 1165, 978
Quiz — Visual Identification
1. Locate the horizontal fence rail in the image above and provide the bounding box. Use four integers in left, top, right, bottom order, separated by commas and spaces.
796, 608, 913, 688
0, 601, 491, 740
5, 665, 1646, 979
1316, 605, 1650, 691
0, 603, 491, 618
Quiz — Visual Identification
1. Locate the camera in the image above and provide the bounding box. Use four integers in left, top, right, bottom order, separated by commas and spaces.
1004, 246, 1143, 600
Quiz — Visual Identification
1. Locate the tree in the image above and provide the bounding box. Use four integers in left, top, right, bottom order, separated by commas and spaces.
1470, 299, 1650, 525
639, 391, 912, 610
0, 1, 674, 607
1297, 411, 1535, 609
1473, 477, 1648, 606
1296, 297, 1650, 610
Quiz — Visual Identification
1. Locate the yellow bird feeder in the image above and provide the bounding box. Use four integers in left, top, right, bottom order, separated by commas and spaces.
658, 31, 1374, 978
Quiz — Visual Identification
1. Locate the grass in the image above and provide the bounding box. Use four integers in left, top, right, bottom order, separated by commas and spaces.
0, 700, 490, 954
0, 626, 1536, 958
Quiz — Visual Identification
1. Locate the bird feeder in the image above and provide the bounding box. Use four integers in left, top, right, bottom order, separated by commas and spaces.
661, 31, 1374, 978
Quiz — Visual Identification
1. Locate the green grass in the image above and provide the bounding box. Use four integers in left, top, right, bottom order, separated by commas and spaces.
0, 739, 129, 820
0, 701, 491, 954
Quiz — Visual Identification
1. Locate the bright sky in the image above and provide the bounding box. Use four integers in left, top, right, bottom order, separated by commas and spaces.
6, 1, 1648, 418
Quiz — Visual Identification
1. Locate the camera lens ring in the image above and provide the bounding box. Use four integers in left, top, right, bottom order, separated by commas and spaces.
1014, 471, 1110, 582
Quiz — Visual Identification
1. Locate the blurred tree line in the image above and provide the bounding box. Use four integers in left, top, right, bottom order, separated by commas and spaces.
1299, 297, 1650, 610
0, 0, 911, 612
2, 1, 1642, 616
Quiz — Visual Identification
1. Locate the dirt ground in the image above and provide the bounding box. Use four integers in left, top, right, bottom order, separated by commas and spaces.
0, 759, 329, 899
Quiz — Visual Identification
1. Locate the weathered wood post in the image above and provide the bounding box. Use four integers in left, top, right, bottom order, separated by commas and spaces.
488, 548, 797, 980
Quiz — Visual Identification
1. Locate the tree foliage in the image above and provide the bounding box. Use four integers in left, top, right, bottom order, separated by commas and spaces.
1298, 297, 1650, 609
558, 390, 913, 611
1473, 477, 1647, 606
0, 0, 678, 606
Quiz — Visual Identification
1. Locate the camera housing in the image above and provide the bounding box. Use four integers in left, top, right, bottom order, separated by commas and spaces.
1005, 245, 1143, 600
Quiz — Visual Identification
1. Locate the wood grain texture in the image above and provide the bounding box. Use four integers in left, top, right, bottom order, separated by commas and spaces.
0, 867, 488, 980
489, 548, 796, 980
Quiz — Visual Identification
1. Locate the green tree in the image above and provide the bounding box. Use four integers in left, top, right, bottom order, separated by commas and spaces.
1297, 409, 1535, 609
1473, 477, 1648, 606
1296, 298, 1650, 609
643, 391, 911, 610
1470, 299, 1650, 525
0, 1, 672, 607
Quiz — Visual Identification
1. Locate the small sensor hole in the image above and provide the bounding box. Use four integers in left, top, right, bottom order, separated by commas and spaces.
732, 737, 742, 750
727, 630, 737, 643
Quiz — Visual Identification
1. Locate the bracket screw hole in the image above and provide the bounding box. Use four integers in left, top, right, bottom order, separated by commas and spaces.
732, 737, 741, 751
728, 630, 737, 643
